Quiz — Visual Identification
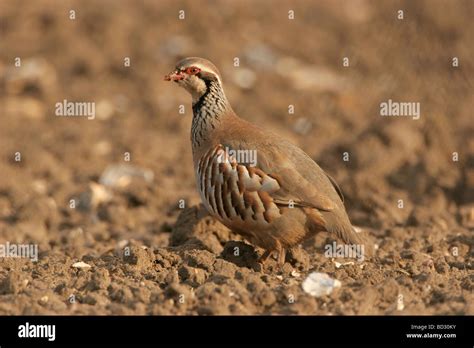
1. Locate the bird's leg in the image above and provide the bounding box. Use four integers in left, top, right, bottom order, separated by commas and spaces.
277, 245, 286, 266
258, 249, 271, 264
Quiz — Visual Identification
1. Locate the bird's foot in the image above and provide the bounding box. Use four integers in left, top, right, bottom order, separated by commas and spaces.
258, 249, 271, 264
258, 247, 287, 268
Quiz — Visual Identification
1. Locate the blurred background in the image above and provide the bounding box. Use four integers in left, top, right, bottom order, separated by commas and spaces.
0, 0, 472, 315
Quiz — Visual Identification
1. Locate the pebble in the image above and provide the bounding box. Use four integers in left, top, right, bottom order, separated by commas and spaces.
72, 261, 92, 269
302, 272, 341, 297
99, 164, 154, 188
96, 100, 115, 121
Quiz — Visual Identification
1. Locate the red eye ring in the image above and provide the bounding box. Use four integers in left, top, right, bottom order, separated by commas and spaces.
186, 67, 201, 75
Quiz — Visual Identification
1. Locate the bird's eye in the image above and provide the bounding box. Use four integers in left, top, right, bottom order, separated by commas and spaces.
186, 67, 201, 75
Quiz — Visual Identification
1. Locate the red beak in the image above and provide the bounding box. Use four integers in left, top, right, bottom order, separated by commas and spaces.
164, 70, 184, 81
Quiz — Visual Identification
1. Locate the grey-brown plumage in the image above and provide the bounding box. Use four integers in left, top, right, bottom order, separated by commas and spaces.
165, 57, 370, 264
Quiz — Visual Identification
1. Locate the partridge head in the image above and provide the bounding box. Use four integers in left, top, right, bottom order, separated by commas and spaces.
165, 57, 371, 265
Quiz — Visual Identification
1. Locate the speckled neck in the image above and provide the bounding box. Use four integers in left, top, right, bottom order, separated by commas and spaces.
191, 80, 229, 147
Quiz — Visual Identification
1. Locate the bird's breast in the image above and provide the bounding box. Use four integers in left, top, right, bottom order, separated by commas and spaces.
195, 145, 283, 229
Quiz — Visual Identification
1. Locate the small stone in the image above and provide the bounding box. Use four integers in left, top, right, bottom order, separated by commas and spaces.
96, 99, 115, 120
72, 261, 92, 269
302, 272, 341, 297
334, 261, 355, 268
32, 179, 48, 194
291, 270, 301, 278
94, 140, 112, 155
99, 164, 154, 188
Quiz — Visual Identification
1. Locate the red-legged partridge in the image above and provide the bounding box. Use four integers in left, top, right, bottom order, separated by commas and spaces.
165, 57, 369, 265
